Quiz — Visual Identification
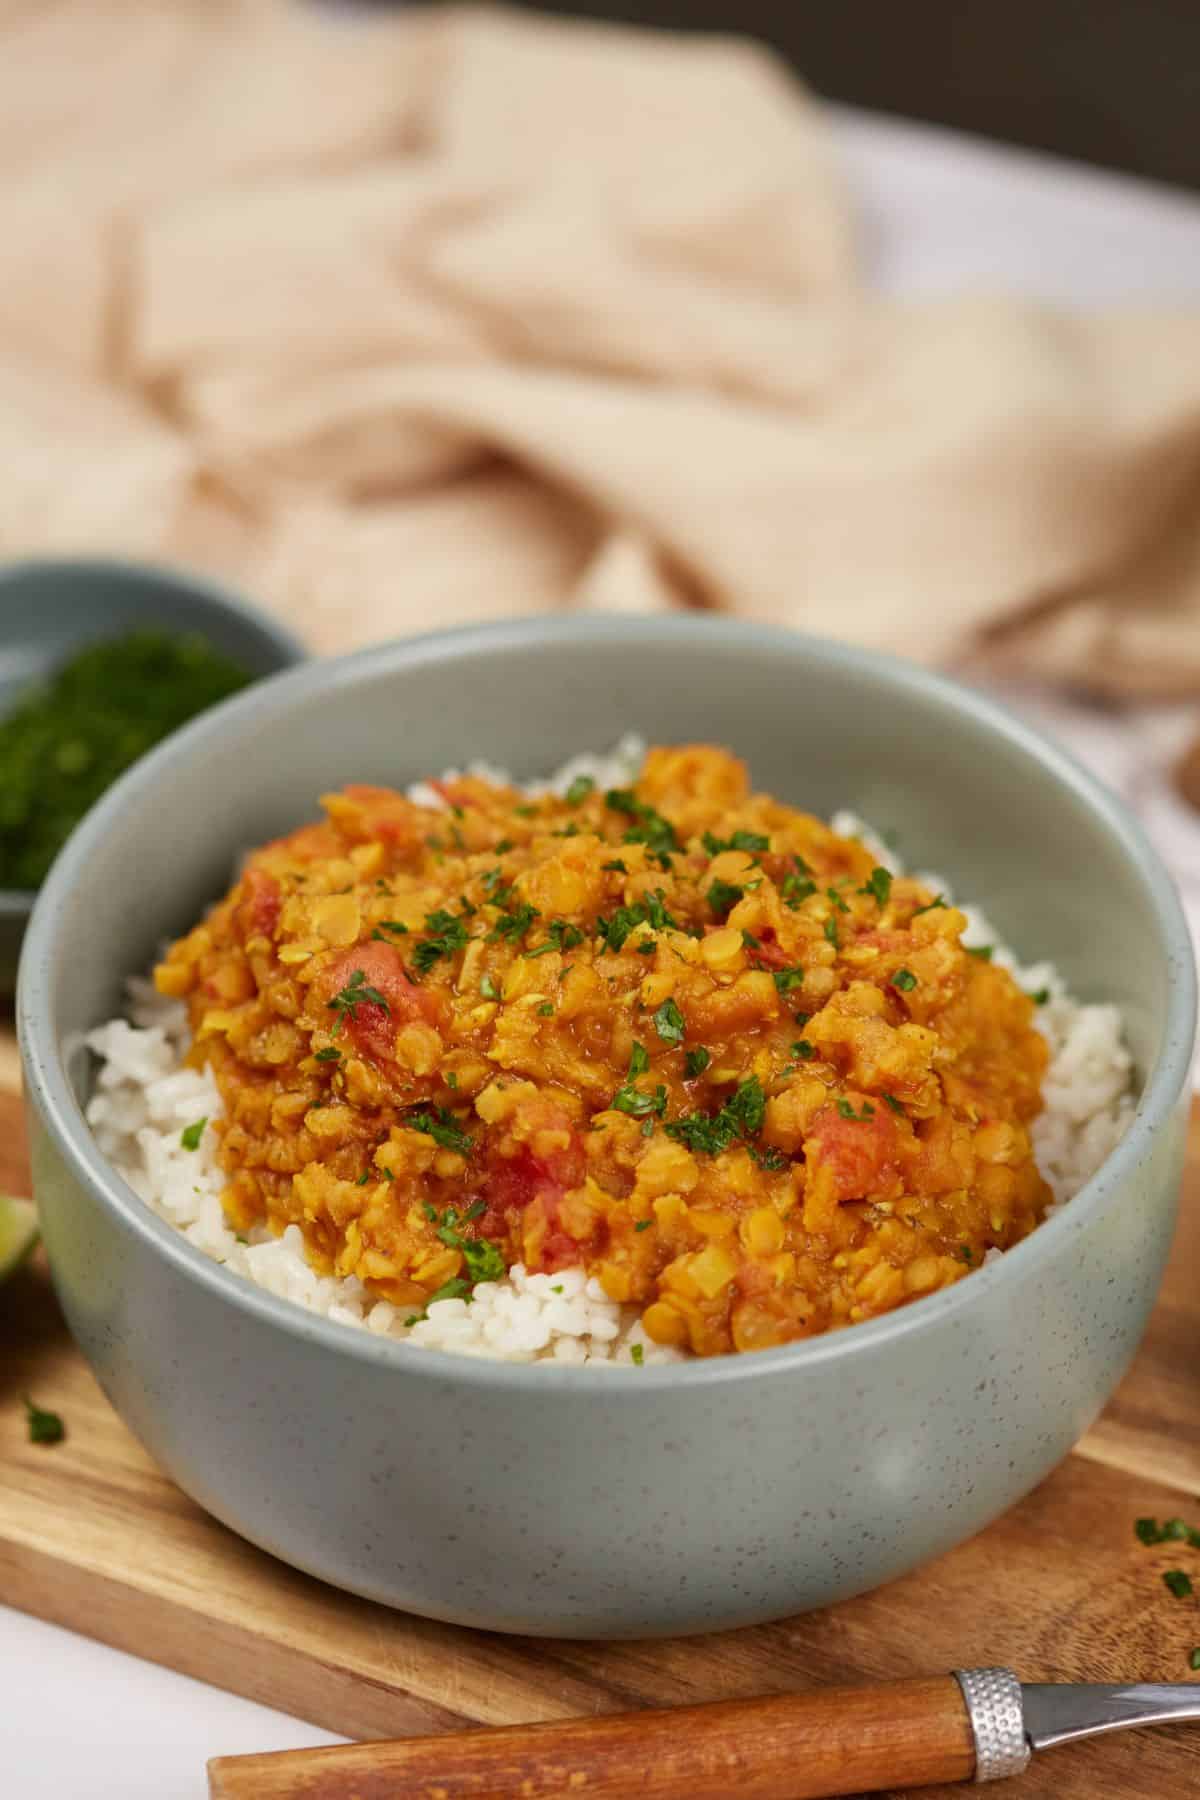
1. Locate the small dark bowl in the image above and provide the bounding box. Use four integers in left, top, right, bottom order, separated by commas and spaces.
0, 558, 306, 992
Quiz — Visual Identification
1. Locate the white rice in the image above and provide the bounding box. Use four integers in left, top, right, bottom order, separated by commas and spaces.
84, 754, 1134, 1363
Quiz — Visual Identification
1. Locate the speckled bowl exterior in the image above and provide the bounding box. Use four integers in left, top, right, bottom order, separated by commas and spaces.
17, 619, 1196, 1638
0, 557, 307, 992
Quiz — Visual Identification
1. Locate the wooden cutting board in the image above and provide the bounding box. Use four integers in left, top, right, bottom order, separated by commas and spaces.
4, 1040, 1200, 1800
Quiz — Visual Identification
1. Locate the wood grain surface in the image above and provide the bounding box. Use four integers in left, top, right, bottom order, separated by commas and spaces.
4, 1060, 1200, 1799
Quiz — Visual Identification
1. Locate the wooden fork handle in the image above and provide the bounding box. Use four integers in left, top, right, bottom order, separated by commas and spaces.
207, 1673, 977, 1799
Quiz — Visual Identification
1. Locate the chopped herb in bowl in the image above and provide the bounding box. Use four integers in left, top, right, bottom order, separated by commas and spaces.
0, 630, 252, 893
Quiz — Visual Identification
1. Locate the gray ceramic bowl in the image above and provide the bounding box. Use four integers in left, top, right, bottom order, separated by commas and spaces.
0, 557, 306, 991
17, 618, 1196, 1638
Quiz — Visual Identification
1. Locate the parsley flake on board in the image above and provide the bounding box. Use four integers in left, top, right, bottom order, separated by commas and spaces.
24, 1397, 65, 1445
327, 969, 390, 1034
180, 1117, 207, 1151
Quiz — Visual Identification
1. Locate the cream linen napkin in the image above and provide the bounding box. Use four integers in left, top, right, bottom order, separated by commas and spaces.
4, 0, 1200, 694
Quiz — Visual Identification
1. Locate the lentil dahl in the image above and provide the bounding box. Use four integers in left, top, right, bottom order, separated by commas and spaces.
154, 746, 1052, 1357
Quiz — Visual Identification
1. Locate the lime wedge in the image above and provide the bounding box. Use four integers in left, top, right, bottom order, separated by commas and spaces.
0, 1195, 38, 1281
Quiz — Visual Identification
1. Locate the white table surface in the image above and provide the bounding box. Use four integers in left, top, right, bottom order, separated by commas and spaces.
7, 104, 1200, 1800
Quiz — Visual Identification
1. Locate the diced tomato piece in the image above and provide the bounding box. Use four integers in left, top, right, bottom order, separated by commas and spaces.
748, 927, 791, 972
238, 866, 281, 938
480, 1129, 589, 1270
428, 777, 477, 810
806, 1101, 903, 1204
337, 784, 421, 850
320, 940, 441, 1062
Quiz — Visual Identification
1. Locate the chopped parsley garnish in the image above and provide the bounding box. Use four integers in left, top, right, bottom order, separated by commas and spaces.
891, 968, 918, 992
665, 1076, 766, 1155
772, 966, 805, 995
612, 1082, 667, 1119
702, 829, 769, 855
629, 1043, 650, 1077
376, 919, 409, 935
860, 866, 892, 907
536, 1002, 554, 1017
1164, 1570, 1194, 1600
791, 1039, 815, 1061
412, 909, 470, 974
749, 1144, 789, 1172
525, 919, 585, 958
180, 1117, 207, 1151
314, 1047, 341, 1063
602, 858, 627, 873
913, 894, 946, 915
407, 1107, 474, 1157
706, 878, 744, 918
426, 1277, 473, 1305
823, 916, 839, 949
1030, 988, 1050, 1006
328, 968, 390, 1034
605, 788, 679, 865
630, 1343, 645, 1366
488, 899, 540, 945
480, 866, 507, 897
356, 1171, 370, 1186
480, 974, 500, 1000
1136, 1516, 1163, 1544
781, 870, 817, 908
513, 804, 537, 818
826, 885, 849, 914
684, 1046, 711, 1078
565, 775, 595, 806
741, 930, 761, 950
634, 1218, 653, 1232
1162, 1518, 1193, 1542
494, 838, 513, 853
552, 823, 581, 838
882, 1091, 905, 1115
968, 945, 994, 961
636, 940, 656, 956
1191, 1649, 1200, 1671
956, 1245, 974, 1266
24, 1397, 65, 1445
654, 998, 686, 1046
836, 1098, 875, 1121
596, 888, 680, 953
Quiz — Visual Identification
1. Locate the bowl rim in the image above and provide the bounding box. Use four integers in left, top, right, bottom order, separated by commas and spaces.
0, 553, 308, 915
17, 614, 1198, 1391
